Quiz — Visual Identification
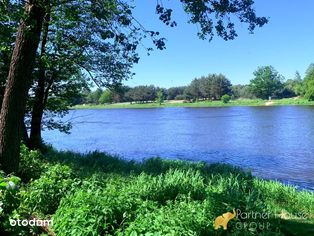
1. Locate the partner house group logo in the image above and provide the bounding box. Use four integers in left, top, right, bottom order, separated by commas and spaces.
214, 209, 272, 231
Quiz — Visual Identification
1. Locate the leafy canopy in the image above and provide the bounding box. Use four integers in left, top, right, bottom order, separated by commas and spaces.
249, 66, 283, 99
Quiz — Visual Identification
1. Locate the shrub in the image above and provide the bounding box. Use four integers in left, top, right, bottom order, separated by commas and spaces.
20, 164, 77, 215
174, 94, 186, 100
53, 178, 143, 236
0, 172, 21, 233
221, 94, 231, 103
18, 144, 46, 182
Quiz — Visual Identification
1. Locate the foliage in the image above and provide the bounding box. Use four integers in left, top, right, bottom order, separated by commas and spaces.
167, 86, 186, 100
304, 64, 314, 101
18, 144, 45, 182
249, 66, 284, 99
0, 171, 21, 232
231, 85, 255, 99
126, 85, 157, 103
221, 94, 231, 103
20, 164, 76, 216
86, 88, 103, 104
178, 0, 268, 41
99, 89, 113, 104
0, 1, 22, 108
291, 71, 305, 95
1, 147, 312, 235
155, 90, 164, 105
184, 74, 232, 101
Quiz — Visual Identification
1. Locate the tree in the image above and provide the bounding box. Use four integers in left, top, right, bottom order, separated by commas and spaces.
167, 86, 186, 100
198, 76, 211, 99
249, 66, 283, 99
126, 85, 157, 103
209, 74, 232, 100
27, 0, 143, 149
99, 90, 113, 104
0, 0, 268, 173
292, 71, 305, 96
87, 89, 103, 104
184, 79, 202, 101
0, 0, 45, 173
231, 85, 255, 99
304, 64, 314, 101
156, 90, 164, 105
186, 74, 232, 100
221, 94, 231, 103
0, 1, 22, 108
277, 71, 304, 98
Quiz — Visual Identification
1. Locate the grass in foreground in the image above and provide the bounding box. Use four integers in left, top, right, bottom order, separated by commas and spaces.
73, 97, 314, 109
0, 145, 313, 235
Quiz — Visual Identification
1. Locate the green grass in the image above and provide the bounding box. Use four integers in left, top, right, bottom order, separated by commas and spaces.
271, 97, 314, 105
72, 97, 314, 109
1, 146, 313, 235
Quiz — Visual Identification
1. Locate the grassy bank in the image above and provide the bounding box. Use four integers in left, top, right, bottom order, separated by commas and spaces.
1, 146, 313, 235
73, 97, 314, 109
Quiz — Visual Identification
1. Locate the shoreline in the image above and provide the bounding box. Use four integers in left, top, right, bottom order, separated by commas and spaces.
72, 98, 314, 109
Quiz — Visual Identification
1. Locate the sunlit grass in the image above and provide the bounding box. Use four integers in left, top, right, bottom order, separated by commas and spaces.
72, 97, 314, 109
4, 147, 312, 235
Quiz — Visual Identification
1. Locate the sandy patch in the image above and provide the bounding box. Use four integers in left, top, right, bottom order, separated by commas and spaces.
265, 101, 274, 106
167, 100, 185, 104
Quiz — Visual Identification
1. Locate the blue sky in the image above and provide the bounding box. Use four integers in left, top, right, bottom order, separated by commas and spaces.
125, 0, 314, 88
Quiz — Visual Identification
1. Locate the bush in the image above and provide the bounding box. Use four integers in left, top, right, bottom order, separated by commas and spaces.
20, 164, 77, 215
53, 177, 143, 236
0, 172, 21, 233
221, 94, 231, 103
18, 144, 46, 182
174, 94, 186, 100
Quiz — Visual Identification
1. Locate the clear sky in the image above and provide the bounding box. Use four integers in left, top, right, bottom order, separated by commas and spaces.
125, 0, 314, 88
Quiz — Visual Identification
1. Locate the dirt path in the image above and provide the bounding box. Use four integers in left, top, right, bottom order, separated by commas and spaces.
265, 100, 274, 106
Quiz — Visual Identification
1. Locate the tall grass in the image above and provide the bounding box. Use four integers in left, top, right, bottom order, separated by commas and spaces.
1, 146, 313, 235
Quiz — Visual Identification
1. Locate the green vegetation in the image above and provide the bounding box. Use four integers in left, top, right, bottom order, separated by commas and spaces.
0, 145, 313, 235
304, 64, 314, 101
0, 0, 269, 173
72, 65, 314, 111
249, 66, 284, 99
221, 94, 231, 103
156, 90, 165, 105
73, 97, 314, 109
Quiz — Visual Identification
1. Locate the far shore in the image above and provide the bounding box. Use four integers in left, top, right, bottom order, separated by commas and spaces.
72, 97, 314, 109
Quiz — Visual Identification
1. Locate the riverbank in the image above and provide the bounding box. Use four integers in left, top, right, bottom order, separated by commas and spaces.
73, 97, 314, 109
1, 146, 313, 235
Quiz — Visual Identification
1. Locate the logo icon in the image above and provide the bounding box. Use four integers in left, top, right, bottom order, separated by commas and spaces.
214, 209, 236, 230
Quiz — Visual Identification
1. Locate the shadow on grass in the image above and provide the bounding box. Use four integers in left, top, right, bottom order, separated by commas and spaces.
280, 219, 314, 236
17, 146, 314, 235
41, 148, 252, 178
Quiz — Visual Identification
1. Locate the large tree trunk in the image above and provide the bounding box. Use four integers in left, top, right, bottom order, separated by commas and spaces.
29, 10, 50, 150
21, 120, 29, 145
0, 1, 45, 173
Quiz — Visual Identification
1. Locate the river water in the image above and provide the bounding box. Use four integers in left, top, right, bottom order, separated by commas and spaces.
43, 106, 314, 190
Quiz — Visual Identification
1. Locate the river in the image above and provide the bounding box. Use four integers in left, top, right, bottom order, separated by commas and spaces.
43, 106, 314, 190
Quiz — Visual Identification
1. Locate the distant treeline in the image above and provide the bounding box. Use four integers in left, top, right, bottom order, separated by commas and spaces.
73, 65, 314, 105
